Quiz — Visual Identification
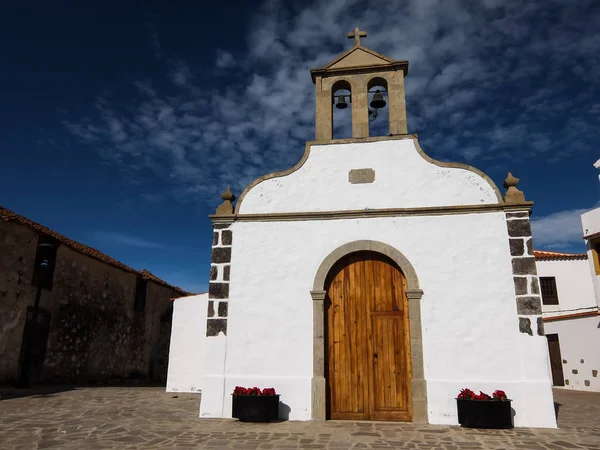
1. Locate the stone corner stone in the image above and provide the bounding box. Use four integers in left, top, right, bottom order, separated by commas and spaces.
507, 219, 532, 238
206, 318, 227, 336
537, 317, 545, 336
516, 296, 542, 315
519, 317, 533, 336
209, 282, 229, 299
512, 257, 537, 275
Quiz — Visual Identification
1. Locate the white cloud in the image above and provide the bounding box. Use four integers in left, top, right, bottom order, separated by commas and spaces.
63, 0, 600, 205
91, 231, 170, 249
531, 207, 591, 248
215, 49, 236, 69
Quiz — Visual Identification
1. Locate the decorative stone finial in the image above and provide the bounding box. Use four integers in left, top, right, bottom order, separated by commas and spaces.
215, 187, 236, 216
503, 172, 526, 203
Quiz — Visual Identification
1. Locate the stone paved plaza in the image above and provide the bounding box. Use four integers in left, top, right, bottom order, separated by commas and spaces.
1, 386, 599, 449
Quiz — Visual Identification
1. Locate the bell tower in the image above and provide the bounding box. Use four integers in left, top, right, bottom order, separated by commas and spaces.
310, 27, 409, 142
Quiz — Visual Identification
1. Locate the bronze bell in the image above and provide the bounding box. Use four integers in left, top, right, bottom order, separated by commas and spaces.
335, 95, 348, 109
370, 89, 386, 109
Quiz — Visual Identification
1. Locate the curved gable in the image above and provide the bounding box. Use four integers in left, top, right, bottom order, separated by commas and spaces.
236, 135, 502, 215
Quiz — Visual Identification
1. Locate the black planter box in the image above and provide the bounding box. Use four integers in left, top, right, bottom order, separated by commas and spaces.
456, 399, 513, 429
232, 395, 280, 422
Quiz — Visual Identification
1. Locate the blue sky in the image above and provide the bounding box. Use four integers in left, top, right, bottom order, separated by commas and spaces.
1, 0, 599, 294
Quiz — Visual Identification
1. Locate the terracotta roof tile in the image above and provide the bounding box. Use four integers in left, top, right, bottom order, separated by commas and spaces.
0, 205, 192, 295
533, 250, 587, 261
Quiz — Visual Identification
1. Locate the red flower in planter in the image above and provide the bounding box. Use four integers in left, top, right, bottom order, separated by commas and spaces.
493, 390, 507, 401
474, 391, 492, 401
457, 388, 476, 400
233, 386, 248, 396
232, 386, 277, 396
457, 388, 508, 401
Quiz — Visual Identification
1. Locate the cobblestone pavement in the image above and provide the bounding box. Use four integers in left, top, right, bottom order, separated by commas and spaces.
0, 386, 599, 449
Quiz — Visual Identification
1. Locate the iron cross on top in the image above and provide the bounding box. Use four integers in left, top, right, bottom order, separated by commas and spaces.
348, 27, 367, 45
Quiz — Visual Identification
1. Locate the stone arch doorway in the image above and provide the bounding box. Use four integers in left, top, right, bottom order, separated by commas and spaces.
310, 240, 427, 423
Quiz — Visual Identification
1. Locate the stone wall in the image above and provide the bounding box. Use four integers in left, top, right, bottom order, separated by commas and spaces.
0, 218, 181, 384
505, 211, 544, 336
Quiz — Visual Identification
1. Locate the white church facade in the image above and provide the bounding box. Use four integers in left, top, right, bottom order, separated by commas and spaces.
168, 29, 557, 428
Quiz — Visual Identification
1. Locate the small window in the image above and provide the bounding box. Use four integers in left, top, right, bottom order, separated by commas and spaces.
134, 276, 147, 313
540, 277, 559, 305
31, 235, 58, 291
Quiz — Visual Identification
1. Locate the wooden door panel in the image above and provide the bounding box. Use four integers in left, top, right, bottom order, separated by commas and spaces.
546, 334, 565, 387
327, 261, 369, 419
326, 251, 411, 421
371, 315, 411, 421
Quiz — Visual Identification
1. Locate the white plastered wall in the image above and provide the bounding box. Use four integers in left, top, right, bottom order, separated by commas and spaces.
537, 259, 596, 318
537, 258, 600, 392
200, 138, 556, 427
238, 139, 499, 214
166, 293, 208, 393
544, 317, 600, 391
581, 208, 600, 308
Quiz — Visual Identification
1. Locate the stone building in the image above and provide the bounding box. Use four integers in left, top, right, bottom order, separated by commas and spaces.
0, 205, 191, 385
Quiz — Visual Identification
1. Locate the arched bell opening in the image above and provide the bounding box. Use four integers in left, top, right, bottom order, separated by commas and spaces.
367, 77, 389, 137
331, 80, 352, 139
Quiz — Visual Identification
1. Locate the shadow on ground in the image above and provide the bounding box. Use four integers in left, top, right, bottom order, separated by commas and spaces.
0, 380, 165, 401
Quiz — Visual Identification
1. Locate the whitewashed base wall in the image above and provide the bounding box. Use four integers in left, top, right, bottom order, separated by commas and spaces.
545, 316, 600, 392
198, 215, 557, 427
166, 294, 208, 393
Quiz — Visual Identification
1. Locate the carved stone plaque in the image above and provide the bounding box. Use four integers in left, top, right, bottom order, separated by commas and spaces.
349, 168, 375, 184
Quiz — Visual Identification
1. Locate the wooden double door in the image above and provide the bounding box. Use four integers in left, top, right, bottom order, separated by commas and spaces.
325, 251, 412, 421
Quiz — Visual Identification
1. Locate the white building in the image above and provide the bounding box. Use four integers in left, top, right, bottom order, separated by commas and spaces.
168, 29, 557, 428
535, 251, 600, 391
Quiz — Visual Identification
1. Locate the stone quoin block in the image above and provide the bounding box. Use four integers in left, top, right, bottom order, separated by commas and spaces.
209, 282, 229, 299
207, 301, 215, 318
531, 277, 540, 295
206, 319, 227, 336
506, 212, 529, 219
513, 277, 528, 295
565, 379, 569, 385
516, 296, 542, 315
218, 301, 228, 317
213, 224, 231, 230
223, 265, 230, 281
519, 317, 533, 336
526, 238, 534, 255
211, 247, 231, 264
512, 257, 537, 275
209, 265, 218, 281
509, 239, 524, 256
212, 232, 219, 246
221, 230, 232, 246
507, 219, 532, 237
537, 317, 544, 336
